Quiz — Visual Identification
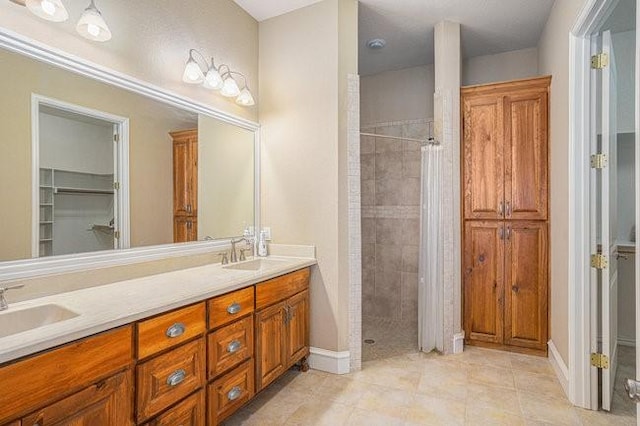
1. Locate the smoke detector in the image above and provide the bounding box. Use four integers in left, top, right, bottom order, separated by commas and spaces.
366, 38, 386, 50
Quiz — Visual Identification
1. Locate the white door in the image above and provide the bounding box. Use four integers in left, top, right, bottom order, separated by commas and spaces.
600, 29, 619, 412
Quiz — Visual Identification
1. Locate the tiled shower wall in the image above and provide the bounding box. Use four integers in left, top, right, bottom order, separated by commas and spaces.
361, 119, 433, 324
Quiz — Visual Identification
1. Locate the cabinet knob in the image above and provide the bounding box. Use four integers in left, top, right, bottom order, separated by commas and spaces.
512, 285, 519, 293
166, 369, 187, 387
166, 322, 186, 338
227, 302, 241, 315
227, 386, 243, 401
227, 339, 242, 353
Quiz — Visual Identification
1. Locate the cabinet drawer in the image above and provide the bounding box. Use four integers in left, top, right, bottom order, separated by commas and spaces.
144, 391, 205, 426
208, 315, 254, 379
208, 359, 255, 425
209, 287, 254, 329
137, 303, 206, 360
137, 339, 205, 422
0, 326, 132, 425
256, 268, 310, 310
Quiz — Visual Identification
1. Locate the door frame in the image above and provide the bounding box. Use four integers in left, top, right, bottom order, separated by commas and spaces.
568, 0, 639, 410
31, 94, 131, 255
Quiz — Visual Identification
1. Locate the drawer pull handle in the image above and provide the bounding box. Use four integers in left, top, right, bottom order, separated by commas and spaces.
227, 302, 241, 315
227, 386, 243, 401
227, 339, 242, 353
166, 322, 186, 338
166, 369, 187, 387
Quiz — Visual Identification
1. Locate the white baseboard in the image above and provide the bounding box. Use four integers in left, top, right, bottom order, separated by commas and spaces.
548, 340, 570, 398
308, 347, 350, 375
453, 332, 465, 354
618, 337, 636, 347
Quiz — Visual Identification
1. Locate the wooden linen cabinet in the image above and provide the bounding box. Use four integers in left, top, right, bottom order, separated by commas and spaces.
462, 76, 550, 355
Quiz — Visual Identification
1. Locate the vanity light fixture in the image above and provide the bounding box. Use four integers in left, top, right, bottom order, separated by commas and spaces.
181, 49, 256, 107
25, 0, 69, 22
76, 0, 112, 42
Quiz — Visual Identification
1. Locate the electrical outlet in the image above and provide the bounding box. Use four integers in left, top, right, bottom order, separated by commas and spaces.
262, 227, 272, 241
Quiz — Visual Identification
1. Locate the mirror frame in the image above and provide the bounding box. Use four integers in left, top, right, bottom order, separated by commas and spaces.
0, 27, 261, 281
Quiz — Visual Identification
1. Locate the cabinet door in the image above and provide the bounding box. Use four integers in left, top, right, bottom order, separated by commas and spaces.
286, 290, 309, 367
22, 371, 132, 426
503, 89, 548, 220
174, 216, 197, 243
145, 391, 205, 426
463, 221, 505, 345
173, 137, 197, 217
255, 302, 287, 391
504, 222, 548, 351
462, 94, 505, 220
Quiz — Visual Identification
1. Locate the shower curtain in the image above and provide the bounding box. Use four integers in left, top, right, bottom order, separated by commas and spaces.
418, 143, 444, 352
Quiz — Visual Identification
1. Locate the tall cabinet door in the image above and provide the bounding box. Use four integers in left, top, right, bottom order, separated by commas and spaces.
255, 302, 287, 391
504, 90, 549, 220
463, 95, 505, 220
463, 221, 505, 344
172, 133, 198, 217
286, 290, 309, 367
503, 222, 548, 350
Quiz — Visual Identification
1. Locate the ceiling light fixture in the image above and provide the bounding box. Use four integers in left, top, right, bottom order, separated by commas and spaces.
25, 0, 68, 22
181, 49, 256, 107
367, 38, 386, 50
76, 0, 111, 42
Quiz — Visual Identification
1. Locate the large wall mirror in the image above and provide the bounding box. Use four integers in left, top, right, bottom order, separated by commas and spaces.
0, 45, 258, 266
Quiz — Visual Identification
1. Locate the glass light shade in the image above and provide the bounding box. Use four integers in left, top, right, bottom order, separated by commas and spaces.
236, 88, 255, 106
203, 67, 223, 90
220, 76, 240, 97
26, 0, 69, 22
76, 3, 112, 42
182, 59, 204, 84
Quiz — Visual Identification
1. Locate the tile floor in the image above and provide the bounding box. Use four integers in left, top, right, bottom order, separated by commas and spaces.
611, 345, 636, 420
222, 346, 637, 425
362, 317, 418, 361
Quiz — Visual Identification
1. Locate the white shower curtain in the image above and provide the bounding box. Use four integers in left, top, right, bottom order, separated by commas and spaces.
418, 143, 444, 352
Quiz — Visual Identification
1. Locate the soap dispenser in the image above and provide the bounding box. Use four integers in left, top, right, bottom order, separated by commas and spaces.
258, 230, 268, 257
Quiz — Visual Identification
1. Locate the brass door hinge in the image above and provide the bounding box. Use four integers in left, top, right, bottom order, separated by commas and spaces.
591, 53, 609, 69
113, 182, 120, 190
590, 154, 608, 169
114, 230, 120, 239
590, 254, 608, 269
591, 353, 609, 369
114, 133, 119, 142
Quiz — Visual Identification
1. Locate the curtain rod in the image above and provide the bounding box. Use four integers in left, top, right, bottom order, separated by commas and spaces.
359, 132, 439, 145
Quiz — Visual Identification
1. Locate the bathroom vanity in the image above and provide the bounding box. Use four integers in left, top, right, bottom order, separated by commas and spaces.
0, 258, 313, 425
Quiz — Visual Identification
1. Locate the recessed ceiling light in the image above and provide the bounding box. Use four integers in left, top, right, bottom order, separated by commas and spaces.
367, 38, 386, 50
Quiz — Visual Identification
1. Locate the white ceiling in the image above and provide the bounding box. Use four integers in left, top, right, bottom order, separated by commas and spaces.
233, 0, 323, 22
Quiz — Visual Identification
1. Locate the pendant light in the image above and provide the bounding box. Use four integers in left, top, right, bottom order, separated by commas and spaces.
220, 73, 240, 98
76, 0, 112, 42
25, 0, 69, 22
236, 87, 255, 106
182, 50, 205, 84
203, 59, 224, 90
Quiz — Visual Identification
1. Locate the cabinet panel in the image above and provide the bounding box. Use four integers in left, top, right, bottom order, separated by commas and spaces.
504, 222, 548, 350
172, 131, 197, 217
255, 302, 287, 391
0, 326, 132, 424
145, 391, 205, 426
462, 95, 504, 220
208, 359, 255, 425
137, 303, 206, 360
286, 290, 309, 367
173, 216, 197, 243
22, 370, 132, 426
208, 315, 254, 379
256, 268, 310, 310
463, 222, 504, 344
504, 91, 548, 220
208, 286, 255, 329
136, 338, 205, 422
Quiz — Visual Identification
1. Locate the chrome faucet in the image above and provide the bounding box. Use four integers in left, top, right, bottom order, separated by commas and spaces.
0, 284, 24, 311
230, 237, 254, 263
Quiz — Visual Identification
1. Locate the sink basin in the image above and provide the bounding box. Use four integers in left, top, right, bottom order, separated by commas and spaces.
223, 258, 287, 272
0, 304, 79, 338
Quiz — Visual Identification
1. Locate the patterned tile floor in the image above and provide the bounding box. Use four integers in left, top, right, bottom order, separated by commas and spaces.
362, 317, 418, 361
223, 346, 637, 425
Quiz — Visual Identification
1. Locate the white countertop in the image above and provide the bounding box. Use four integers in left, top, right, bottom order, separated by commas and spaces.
0, 255, 316, 364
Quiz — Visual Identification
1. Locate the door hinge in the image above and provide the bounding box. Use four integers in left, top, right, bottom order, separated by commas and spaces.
113, 182, 120, 190
114, 230, 120, 239
591, 53, 609, 69
114, 133, 119, 142
590, 254, 608, 269
591, 353, 609, 369
590, 154, 608, 169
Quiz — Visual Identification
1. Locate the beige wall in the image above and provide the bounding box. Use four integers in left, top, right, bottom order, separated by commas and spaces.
0, 49, 195, 261
538, 0, 588, 365
463, 47, 539, 86
1, 0, 258, 122
360, 65, 435, 125
259, 0, 357, 352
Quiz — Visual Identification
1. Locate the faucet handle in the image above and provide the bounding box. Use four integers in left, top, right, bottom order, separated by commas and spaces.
217, 252, 229, 265
239, 249, 250, 262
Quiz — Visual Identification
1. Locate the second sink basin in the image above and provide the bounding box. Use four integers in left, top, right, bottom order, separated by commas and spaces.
223, 258, 287, 271
0, 304, 79, 338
